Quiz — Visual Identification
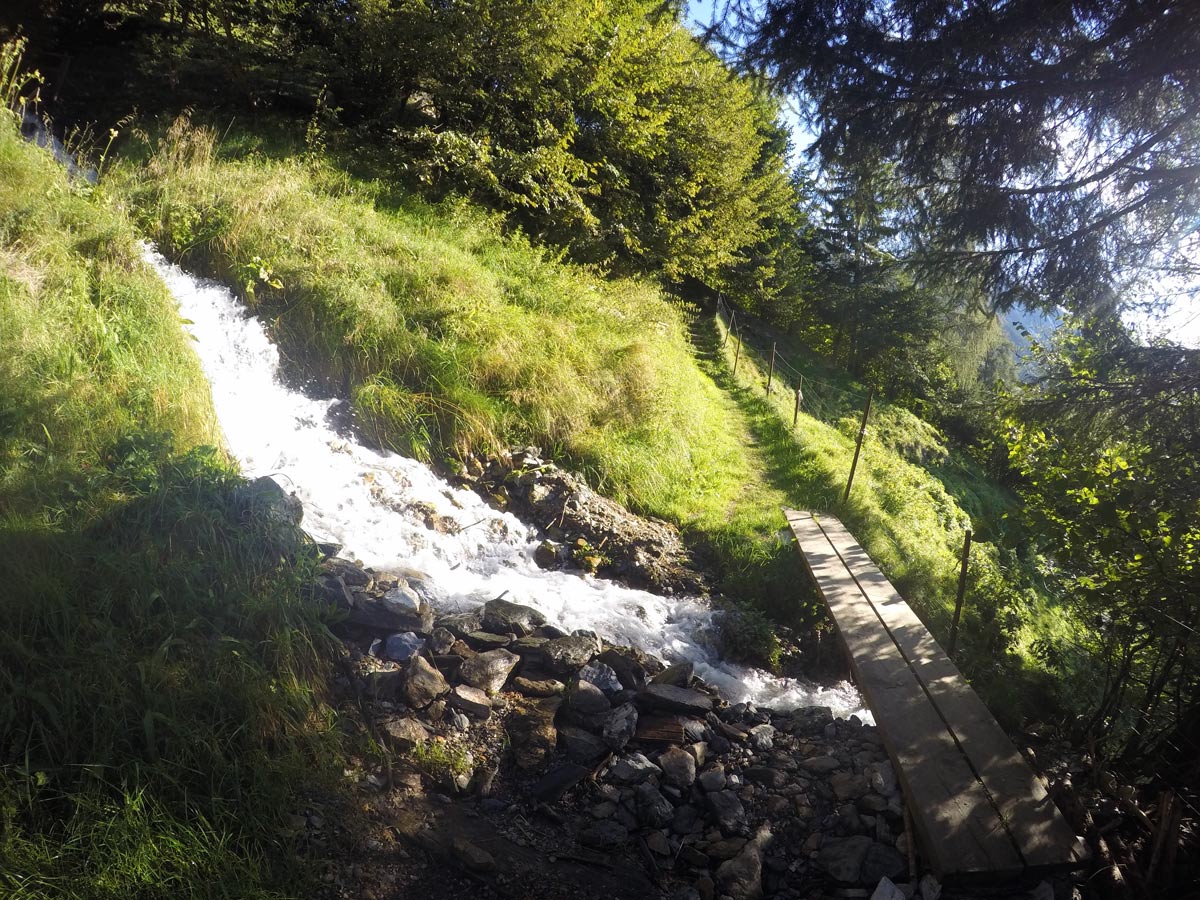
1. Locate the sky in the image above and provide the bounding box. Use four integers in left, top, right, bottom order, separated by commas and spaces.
684, 1, 1200, 348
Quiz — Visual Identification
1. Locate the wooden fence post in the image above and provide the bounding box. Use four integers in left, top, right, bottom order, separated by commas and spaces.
793, 377, 803, 428
766, 343, 777, 394
948, 529, 972, 657
842, 388, 873, 504
732, 333, 742, 375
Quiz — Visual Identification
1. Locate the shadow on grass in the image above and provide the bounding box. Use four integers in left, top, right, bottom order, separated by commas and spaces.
0, 436, 343, 897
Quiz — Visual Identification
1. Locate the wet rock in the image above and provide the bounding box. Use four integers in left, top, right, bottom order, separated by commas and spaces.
600, 703, 639, 751
707, 790, 748, 834
567, 679, 612, 717
747, 724, 775, 751
579, 820, 629, 850
559, 726, 608, 763
449, 684, 492, 719
402, 655, 450, 708
543, 635, 599, 673
715, 826, 771, 900
380, 716, 430, 750
481, 598, 547, 636
507, 696, 562, 770
860, 841, 906, 884
919, 874, 942, 900
651, 660, 694, 687
347, 588, 434, 634
609, 752, 661, 785
459, 649, 519, 695
636, 782, 675, 828
598, 648, 649, 690
509, 635, 549, 656
464, 631, 512, 650
578, 661, 623, 694
437, 611, 484, 637
323, 556, 371, 587
658, 746, 697, 788
818, 835, 872, 883
512, 676, 565, 697
534, 540, 562, 568
639, 684, 713, 716
533, 762, 590, 801
381, 632, 425, 662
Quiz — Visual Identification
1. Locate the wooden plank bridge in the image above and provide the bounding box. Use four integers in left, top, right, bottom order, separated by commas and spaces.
785, 509, 1089, 881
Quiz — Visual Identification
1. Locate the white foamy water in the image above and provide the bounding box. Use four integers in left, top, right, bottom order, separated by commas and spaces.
145, 246, 867, 720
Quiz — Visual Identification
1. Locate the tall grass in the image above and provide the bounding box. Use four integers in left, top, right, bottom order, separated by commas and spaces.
112, 116, 752, 525
0, 84, 338, 897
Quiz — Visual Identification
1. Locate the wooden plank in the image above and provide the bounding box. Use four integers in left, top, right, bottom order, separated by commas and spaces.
784, 510, 1023, 879
813, 515, 1088, 870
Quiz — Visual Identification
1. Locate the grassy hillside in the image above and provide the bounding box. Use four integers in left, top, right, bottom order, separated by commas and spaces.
113, 117, 751, 526
107, 118, 1063, 721
0, 103, 337, 897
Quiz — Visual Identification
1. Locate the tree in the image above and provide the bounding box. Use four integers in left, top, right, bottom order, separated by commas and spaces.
733, 0, 1200, 317
1006, 320, 1200, 765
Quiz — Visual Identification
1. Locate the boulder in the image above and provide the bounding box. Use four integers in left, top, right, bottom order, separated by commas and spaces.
598, 648, 649, 690
577, 661, 623, 694
381, 632, 425, 662
560, 726, 608, 763
818, 835, 873, 883
449, 684, 492, 719
860, 842, 906, 884
651, 660, 694, 687
567, 679, 612, 717
658, 746, 697, 788
715, 826, 771, 900
747, 724, 775, 751
452, 836, 496, 875
800, 755, 842, 774
402, 655, 450, 708
464, 631, 512, 650
600, 703, 639, 751
707, 790, 748, 834
608, 752, 660, 785
698, 765, 727, 793
542, 635, 599, 673
380, 716, 430, 750
507, 696, 562, 770
533, 762, 590, 801
638, 684, 713, 716
635, 782, 675, 828
512, 676, 565, 697
459, 649, 519, 694
481, 598, 547, 636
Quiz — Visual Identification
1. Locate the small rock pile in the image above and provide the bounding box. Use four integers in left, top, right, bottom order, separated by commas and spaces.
454, 445, 708, 596
315, 556, 943, 900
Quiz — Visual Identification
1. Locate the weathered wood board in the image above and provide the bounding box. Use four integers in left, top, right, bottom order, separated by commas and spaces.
784, 509, 1087, 880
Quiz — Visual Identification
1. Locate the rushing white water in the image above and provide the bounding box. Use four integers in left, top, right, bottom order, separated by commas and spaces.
145, 246, 868, 720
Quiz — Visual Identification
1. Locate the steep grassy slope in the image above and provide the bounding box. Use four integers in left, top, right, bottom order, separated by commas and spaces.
0, 108, 338, 898
113, 118, 752, 526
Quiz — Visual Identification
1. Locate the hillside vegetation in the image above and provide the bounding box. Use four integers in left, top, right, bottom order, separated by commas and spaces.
0, 94, 338, 897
